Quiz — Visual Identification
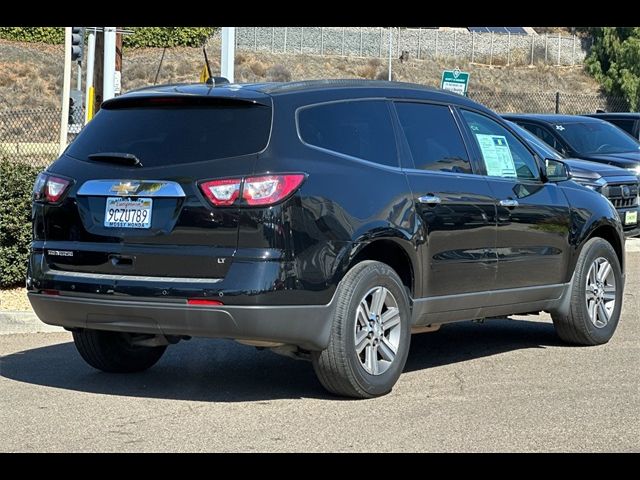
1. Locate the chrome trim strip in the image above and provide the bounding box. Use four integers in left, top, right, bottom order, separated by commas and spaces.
77, 180, 186, 197
47, 268, 222, 284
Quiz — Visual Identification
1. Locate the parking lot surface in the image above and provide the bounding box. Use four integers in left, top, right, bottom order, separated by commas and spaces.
1, 253, 638, 452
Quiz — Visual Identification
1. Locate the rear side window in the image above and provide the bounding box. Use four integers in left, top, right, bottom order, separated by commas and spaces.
66, 104, 272, 167
297, 100, 398, 167
608, 119, 636, 136
394, 102, 471, 173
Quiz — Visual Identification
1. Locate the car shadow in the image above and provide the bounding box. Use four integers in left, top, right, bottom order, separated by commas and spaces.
1, 318, 563, 402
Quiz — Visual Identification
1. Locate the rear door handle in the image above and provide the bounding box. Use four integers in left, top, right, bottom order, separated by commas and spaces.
499, 199, 519, 208
418, 194, 442, 205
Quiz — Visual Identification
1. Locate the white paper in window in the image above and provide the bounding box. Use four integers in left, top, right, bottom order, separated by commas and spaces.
475, 134, 517, 178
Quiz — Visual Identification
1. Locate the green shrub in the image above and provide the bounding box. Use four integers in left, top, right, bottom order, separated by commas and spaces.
0, 27, 217, 48
0, 27, 64, 44
124, 27, 218, 48
0, 161, 41, 287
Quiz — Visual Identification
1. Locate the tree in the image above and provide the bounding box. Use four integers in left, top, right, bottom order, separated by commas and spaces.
585, 27, 640, 111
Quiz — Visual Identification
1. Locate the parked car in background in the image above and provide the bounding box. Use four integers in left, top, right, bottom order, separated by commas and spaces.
504, 119, 640, 237
503, 114, 640, 176
583, 113, 640, 142
27, 80, 627, 398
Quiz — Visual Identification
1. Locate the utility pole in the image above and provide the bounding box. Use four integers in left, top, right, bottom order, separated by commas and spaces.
114, 27, 123, 95
103, 27, 116, 102
85, 28, 96, 123
59, 27, 72, 155
221, 27, 235, 82
94, 30, 104, 112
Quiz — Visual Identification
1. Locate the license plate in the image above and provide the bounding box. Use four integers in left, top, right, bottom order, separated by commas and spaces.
625, 210, 638, 225
104, 197, 152, 228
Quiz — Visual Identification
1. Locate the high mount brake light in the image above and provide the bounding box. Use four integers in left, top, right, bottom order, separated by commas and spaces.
33, 173, 72, 203
199, 174, 305, 207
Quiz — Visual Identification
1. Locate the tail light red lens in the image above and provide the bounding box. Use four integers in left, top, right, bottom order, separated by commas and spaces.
33, 172, 72, 203
200, 174, 305, 207
242, 174, 306, 206
199, 178, 242, 206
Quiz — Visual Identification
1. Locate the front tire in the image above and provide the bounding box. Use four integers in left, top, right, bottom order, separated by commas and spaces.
312, 261, 411, 399
72, 329, 167, 373
552, 237, 623, 345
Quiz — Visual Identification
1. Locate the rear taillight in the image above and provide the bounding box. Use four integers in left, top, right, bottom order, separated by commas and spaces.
199, 174, 306, 207
199, 178, 242, 206
242, 174, 306, 206
33, 172, 72, 203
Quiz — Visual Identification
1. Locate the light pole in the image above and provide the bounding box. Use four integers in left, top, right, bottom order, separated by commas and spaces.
388, 27, 393, 81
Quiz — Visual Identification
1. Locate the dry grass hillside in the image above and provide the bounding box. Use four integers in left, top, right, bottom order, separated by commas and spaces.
0, 38, 603, 112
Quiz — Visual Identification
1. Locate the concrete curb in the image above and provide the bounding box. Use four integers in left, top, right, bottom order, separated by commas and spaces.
0, 310, 64, 334
627, 238, 640, 253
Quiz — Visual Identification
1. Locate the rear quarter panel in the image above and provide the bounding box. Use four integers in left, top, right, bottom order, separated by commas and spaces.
239, 93, 420, 301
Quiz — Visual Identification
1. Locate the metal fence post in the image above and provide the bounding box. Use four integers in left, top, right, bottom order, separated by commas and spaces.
321, 27, 324, 55
453, 30, 457, 62
555, 91, 560, 114
254, 27, 257, 51
271, 27, 275, 53
490, 31, 494, 66
342, 27, 345, 56
530, 35, 534, 65
397, 28, 401, 57
284, 27, 287, 54
359, 27, 363, 57
545, 34, 548, 63
572, 34, 576, 66
557, 32, 561, 66
300, 27, 304, 53
507, 32, 511, 66
379, 27, 383, 58
471, 31, 475, 63
417, 28, 422, 60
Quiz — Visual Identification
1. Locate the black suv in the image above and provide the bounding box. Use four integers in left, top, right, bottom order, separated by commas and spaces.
29, 80, 626, 398
503, 114, 640, 175
504, 119, 640, 236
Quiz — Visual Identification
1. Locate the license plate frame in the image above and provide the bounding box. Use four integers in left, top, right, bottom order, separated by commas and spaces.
625, 210, 638, 225
104, 197, 153, 229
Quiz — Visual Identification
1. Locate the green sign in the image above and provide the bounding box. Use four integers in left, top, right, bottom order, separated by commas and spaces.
440, 69, 470, 96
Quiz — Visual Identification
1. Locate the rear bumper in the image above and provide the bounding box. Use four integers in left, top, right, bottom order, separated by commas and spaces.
28, 292, 335, 351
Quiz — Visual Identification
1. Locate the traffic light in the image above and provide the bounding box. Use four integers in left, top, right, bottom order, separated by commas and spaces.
71, 27, 84, 62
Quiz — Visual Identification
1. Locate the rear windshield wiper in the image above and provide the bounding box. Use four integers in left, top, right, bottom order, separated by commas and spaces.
88, 152, 143, 167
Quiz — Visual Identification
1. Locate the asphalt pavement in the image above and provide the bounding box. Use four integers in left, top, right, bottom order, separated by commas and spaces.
1, 253, 639, 452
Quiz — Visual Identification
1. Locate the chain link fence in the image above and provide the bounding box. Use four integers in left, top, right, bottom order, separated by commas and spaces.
0, 91, 631, 169
234, 27, 592, 67
0, 108, 61, 168
469, 91, 629, 115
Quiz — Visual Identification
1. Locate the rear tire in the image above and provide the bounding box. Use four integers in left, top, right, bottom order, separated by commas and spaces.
72, 329, 166, 373
312, 261, 411, 399
552, 237, 623, 345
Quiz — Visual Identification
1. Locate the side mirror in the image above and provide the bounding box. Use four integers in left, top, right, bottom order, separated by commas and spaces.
545, 158, 571, 182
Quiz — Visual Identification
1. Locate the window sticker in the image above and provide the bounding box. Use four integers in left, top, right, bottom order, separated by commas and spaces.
475, 134, 517, 178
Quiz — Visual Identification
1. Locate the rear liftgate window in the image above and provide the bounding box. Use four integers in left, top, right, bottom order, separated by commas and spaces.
67, 100, 272, 167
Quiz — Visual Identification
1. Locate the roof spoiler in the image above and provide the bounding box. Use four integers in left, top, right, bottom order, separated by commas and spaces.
208, 76, 230, 86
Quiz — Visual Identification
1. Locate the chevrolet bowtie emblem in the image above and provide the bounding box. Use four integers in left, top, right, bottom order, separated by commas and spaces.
110, 181, 139, 195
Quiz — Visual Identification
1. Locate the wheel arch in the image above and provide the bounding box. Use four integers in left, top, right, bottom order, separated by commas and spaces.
586, 223, 624, 274
339, 238, 419, 298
